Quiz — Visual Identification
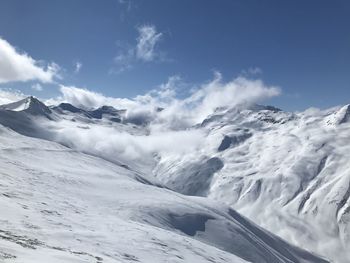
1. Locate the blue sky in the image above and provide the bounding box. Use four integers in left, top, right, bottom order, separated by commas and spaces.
0, 0, 349, 110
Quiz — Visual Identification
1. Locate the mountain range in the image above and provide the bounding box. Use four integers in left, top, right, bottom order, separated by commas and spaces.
1, 96, 349, 262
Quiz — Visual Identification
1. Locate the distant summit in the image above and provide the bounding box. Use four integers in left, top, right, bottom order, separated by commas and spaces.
51, 102, 125, 123
0, 96, 52, 117
54, 102, 84, 114
89, 105, 124, 122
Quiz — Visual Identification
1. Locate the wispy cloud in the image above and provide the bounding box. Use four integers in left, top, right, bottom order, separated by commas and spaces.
136, 25, 163, 62
112, 24, 164, 73
112, 44, 135, 73
241, 67, 263, 76
117, 0, 135, 22
74, 61, 82, 73
31, 83, 43, 91
118, 0, 133, 12
0, 37, 60, 84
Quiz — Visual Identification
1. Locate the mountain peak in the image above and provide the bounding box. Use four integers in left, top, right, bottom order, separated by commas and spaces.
89, 105, 124, 120
0, 96, 51, 116
55, 102, 84, 113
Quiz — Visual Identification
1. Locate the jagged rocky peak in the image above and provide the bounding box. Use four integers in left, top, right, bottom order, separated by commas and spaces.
0, 96, 52, 116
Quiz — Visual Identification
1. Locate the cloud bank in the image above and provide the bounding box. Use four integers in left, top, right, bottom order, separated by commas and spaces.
0, 37, 60, 84
37, 73, 281, 171
51, 73, 280, 129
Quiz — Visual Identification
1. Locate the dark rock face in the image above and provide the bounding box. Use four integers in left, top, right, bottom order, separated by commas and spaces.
168, 213, 215, 236
56, 103, 83, 113
166, 157, 224, 197
218, 136, 232, 152
24, 97, 52, 116
89, 106, 123, 122
218, 133, 252, 152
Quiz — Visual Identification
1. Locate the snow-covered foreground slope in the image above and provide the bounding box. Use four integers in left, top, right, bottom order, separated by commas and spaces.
0, 124, 327, 262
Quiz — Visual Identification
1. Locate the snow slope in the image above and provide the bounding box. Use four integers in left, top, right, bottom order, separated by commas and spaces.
0, 109, 328, 262
153, 105, 350, 262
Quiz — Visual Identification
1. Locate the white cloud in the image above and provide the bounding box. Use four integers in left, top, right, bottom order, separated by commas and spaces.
183, 72, 280, 122
45, 85, 137, 110
112, 24, 163, 73
49, 73, 280, 129
0, 88, 26, 105
136, 25, 162, 62
31, 83, 43, 91
0, 37, 60, 84
52, 122, 205, 165
74, 62, 82, 73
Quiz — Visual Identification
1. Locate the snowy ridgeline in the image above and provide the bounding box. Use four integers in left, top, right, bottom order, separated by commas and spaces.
0, 96, 346, 262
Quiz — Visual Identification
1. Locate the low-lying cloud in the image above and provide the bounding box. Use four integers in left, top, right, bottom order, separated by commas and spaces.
37, 73, 281, 171
51, 73, 280, 128
50, 121, 206, 170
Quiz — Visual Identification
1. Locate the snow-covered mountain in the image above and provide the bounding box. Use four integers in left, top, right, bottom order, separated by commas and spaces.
0, 96, 342, 262
153, 104, 350, 263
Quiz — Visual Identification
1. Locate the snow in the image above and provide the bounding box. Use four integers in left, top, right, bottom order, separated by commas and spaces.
154, 105, 350, 262
0, 98, 336, 262
0, 125, 327, 263
0, 97, 32, 111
